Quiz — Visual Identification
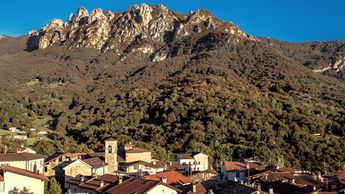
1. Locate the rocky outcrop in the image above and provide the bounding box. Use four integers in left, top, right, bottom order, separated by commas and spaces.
27, 4, 252, 56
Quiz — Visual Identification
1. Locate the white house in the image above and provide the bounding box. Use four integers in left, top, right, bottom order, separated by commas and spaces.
0, 153, 45, 173
38, 131, 48, 135
176, 152, 209, 173
0, 165, 48, 194
8, 127, 19, 133
221, 161, 266, 182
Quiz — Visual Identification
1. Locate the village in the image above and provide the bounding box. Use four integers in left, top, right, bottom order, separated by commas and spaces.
0, 137, 344, 194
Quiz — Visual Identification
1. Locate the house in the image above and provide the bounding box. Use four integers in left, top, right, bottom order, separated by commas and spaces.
0, 165, 48, 194
119, 160, 166, 175
215, 181, 262, 194
13, 135, 27, 140
105, 178, 181, 194
63, 157, 108, 188
66, 174, 130, 194
176, 152, 209, 174
0, 153, 45, 173
177, 182, 208, 194
190, 169, 219, 182
8, 127, 19, 133
44, 152, 88, 177
38, 131, 48, 135
118, 143, 152, 163
144, 171, 208, 193
221, 161, 265, 182
16, 147, 37, 154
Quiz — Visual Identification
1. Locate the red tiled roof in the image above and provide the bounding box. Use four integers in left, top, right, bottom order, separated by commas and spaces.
277, 167, 295, 174
336, 170, 345, 185
223, 161, 265, 172
106, 178, 181, 194
223, 161, 247, 171
176, 153, 194, 160
144, 171, 191, 185
0, 153, 45, 162
126, 148, 151, 153
178, 182, 207, 194
82, 157, 107, 169
250, 170, 293, 182
0, 165, 48, 181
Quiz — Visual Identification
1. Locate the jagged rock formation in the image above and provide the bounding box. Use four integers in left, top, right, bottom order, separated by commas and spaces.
27, 4, 252, 55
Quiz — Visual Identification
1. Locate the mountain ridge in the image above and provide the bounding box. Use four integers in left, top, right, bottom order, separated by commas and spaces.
0, 4, 345, 170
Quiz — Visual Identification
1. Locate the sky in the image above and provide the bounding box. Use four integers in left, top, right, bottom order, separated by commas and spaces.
0, 0, 344, 42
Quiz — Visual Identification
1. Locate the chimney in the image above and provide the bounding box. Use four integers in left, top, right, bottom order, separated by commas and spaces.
257, 183, 261, 191
269, 187, 274, 194
192, 182, 197, 193
160, 177, 167, 184
152, 160, 156, 165
100, 181, 105, 187
291, 177, 295, 184
118, 176, 123, 184
317, 171, 322, 181
207, 189, 214, 194
81, 176, 85, 182
169, 162, 172, 166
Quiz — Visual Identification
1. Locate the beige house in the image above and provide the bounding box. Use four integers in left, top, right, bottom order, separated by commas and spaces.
44, 152, 87, 177
120, 143, 152, 163
176, 152, 209, 173
119, 160, 167, 175
0, 153, 45, 173
0, 165, 48, 194
63, 157, 108, 188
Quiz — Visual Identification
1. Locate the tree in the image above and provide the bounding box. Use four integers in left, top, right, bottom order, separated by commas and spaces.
19, 187, 34, 194
46, 177, 62, 194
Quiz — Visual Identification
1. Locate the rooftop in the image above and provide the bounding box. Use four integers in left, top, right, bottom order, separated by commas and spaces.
0, 153, 45, 162
0, 165, 48, 181
82, 157, 108, 169
105, 178, 180, 194
144, 171, 191, 185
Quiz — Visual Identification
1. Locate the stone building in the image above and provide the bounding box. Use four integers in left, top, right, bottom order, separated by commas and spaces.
105, 138, 118, 173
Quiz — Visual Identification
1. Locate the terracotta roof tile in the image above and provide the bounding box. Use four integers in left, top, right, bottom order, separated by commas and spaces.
223, 161, 247, 171
105, 178, 158, 194
0, 153, 45, 162
126, 148, 150, 153
82, 157, 107, 169
144, 171, 191, 185
177, 182, 207, 194
176, 153, 194, 160
0, 165, 48, 181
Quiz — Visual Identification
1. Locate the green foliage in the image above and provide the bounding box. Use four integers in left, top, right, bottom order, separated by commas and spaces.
46, 177, 62, 194
19, 187, 34, 194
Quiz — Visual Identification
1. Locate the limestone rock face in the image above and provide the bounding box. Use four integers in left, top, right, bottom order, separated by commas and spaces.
27, 4, 252, 57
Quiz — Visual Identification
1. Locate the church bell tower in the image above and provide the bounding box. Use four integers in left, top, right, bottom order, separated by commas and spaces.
105, 138, 118, 174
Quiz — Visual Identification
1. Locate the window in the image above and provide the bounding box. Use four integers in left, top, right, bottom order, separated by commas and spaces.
0, 182, 4, 192
236, 172, 240, 178
108, 145, 112, 153
45, 167, 48, 172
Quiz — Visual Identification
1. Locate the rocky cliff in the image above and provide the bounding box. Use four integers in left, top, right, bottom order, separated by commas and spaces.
27, 4, 252, 56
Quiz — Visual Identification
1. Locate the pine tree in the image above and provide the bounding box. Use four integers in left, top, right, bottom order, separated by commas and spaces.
47, 177, 62, 194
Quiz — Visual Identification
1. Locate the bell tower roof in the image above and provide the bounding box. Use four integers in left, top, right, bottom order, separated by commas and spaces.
105, 138, 117, 141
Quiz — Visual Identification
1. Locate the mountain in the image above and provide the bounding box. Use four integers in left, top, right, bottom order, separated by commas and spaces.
0, 4, 345, 170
